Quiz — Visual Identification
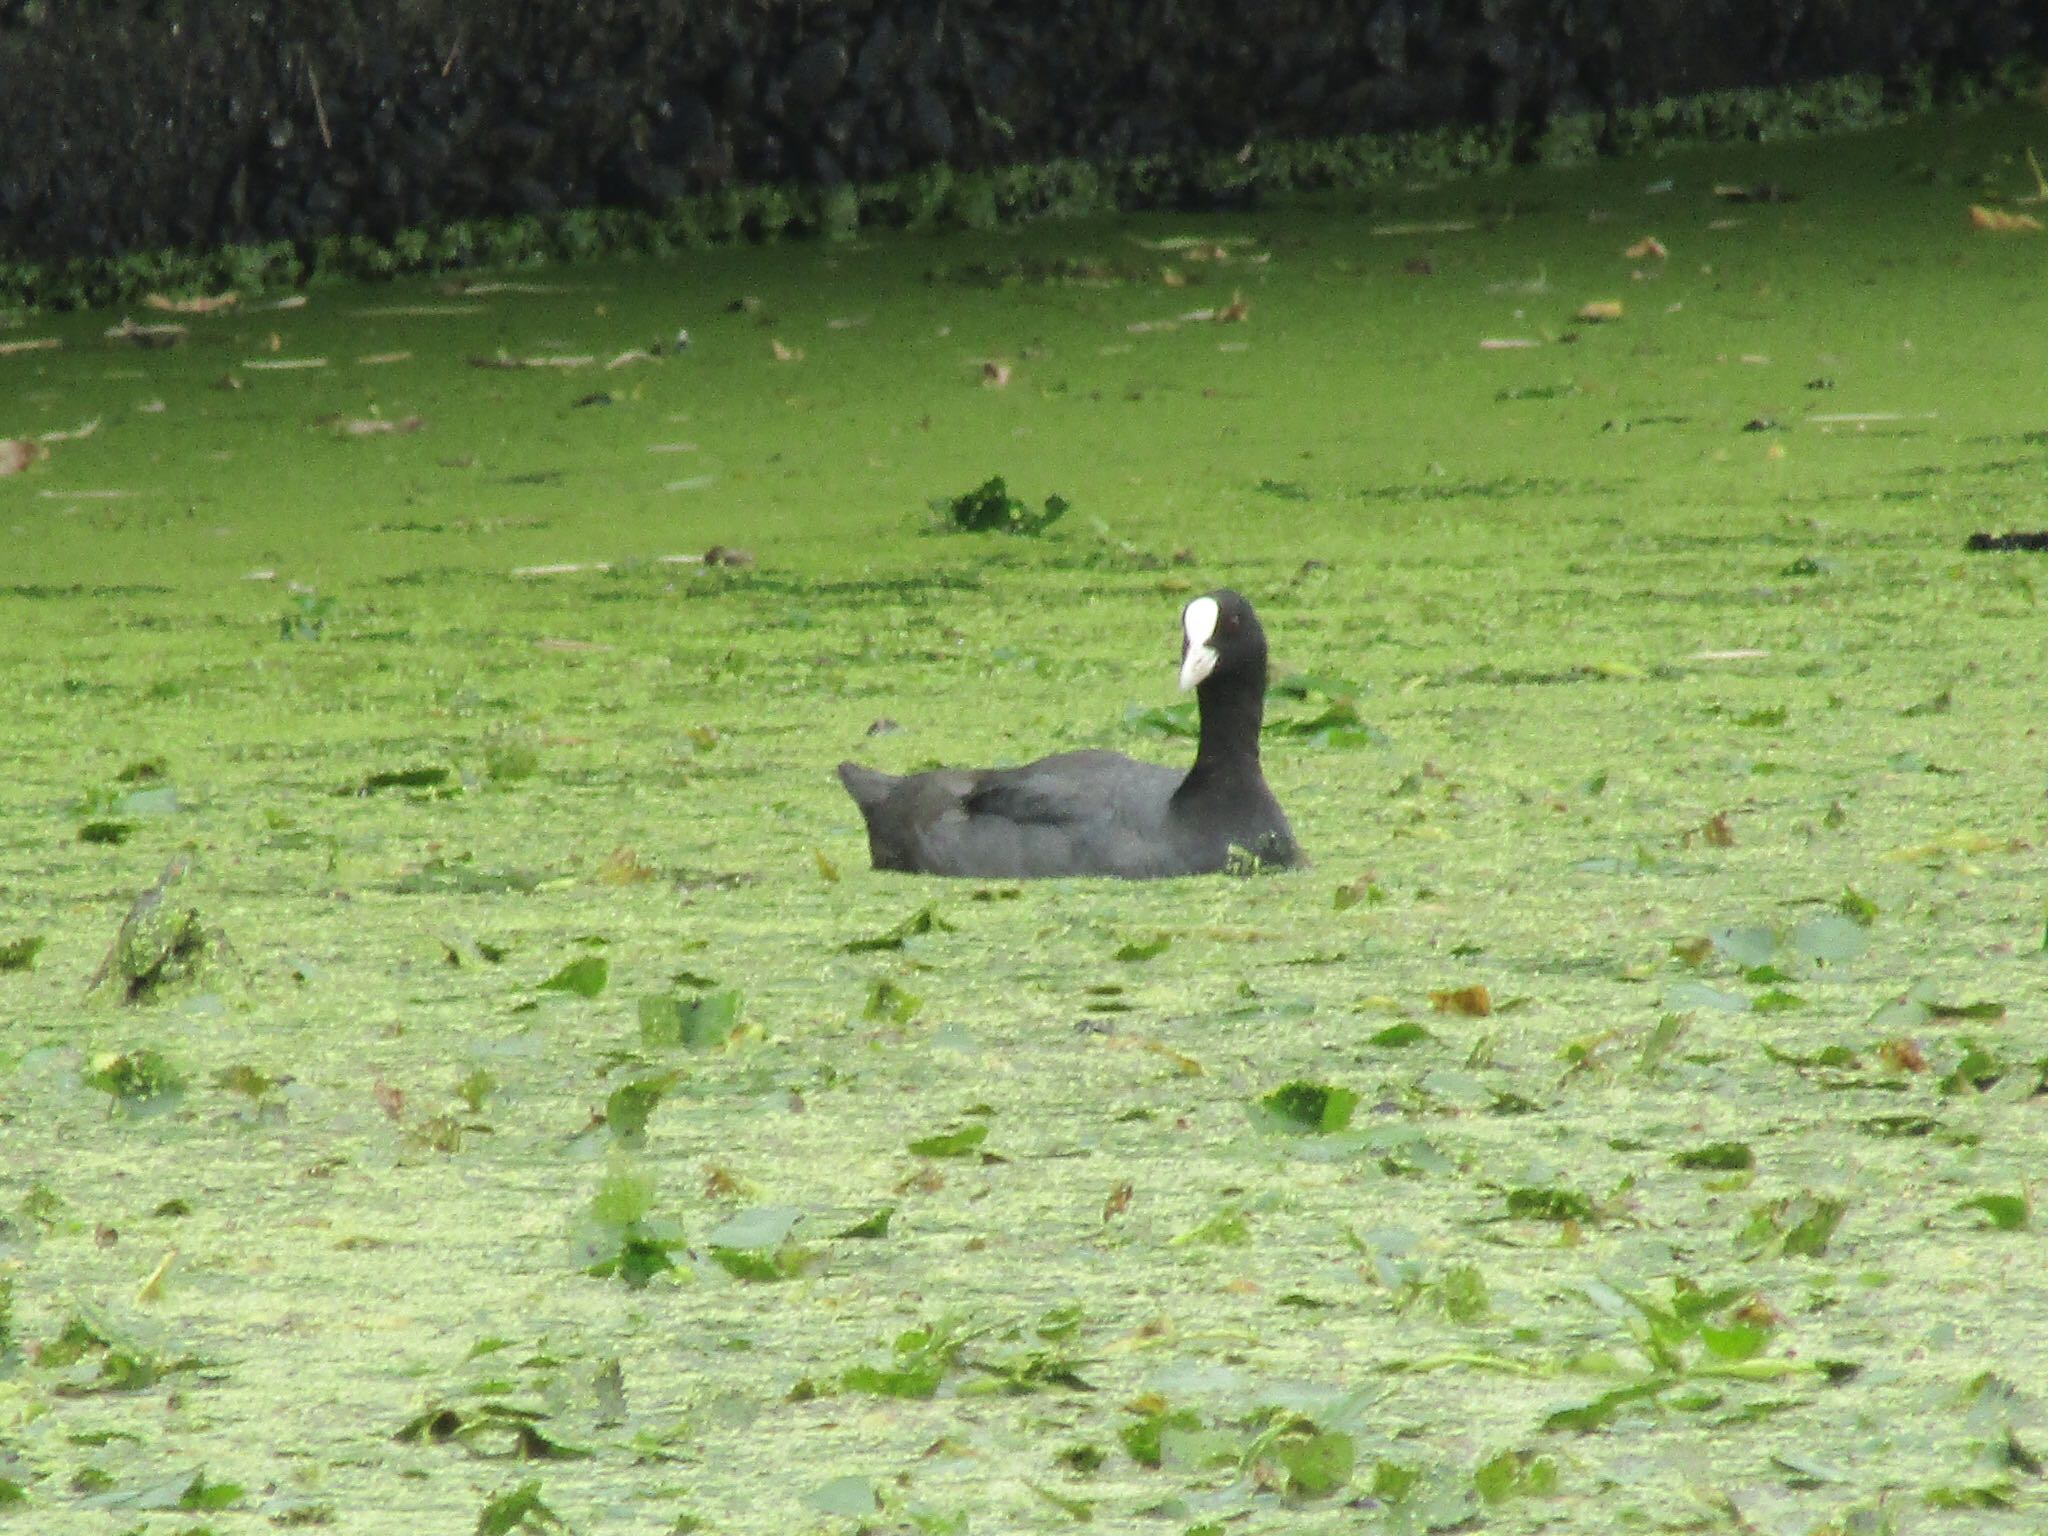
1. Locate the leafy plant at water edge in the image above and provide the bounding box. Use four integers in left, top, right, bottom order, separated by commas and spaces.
0, 69, 1981, 313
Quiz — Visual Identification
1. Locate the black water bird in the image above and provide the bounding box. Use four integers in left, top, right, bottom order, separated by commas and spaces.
836, 590, 1301, 879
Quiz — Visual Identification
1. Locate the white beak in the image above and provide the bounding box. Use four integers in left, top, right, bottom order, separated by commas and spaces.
1179, 595, 1220, 691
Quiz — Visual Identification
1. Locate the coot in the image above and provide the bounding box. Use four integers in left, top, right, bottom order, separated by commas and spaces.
837, 590, 1301, 878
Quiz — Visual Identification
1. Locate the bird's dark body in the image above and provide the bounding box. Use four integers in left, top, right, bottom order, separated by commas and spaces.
836, 590, 1302, 880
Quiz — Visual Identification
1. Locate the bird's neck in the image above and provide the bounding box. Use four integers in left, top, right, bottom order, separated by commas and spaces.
1183, 670, 1265, 790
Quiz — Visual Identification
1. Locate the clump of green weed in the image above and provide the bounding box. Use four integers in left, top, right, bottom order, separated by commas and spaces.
932, 475, 1068, 535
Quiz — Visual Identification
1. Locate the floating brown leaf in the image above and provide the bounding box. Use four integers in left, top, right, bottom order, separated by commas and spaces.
1430, 984, 1493, 1017
0, 438, 47, 476
468, 352, 595, 370
1623, 236, 1668, 259
1576, 300, 1624, 323
146, 291, 238, 315
1878, 1038, 1928, 1073
595, 846, 656, 886
105, 317, 186, 348
770, 338, 804, 362
1968, 204, 2043, 232
330, 414, 424, 437
980, 360, 1012, 388
1702, 812, 1737, 848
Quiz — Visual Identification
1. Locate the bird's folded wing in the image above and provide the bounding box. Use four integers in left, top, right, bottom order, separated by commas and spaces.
961, 768, 1106, 827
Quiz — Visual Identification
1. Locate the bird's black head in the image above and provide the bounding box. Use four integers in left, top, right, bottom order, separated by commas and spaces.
1179, 589, 1266, 691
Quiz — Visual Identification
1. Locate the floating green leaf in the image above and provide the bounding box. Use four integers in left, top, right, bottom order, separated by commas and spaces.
1665, 979, 1749, 1013
842, 1316, 973, 1399
1930, 998, 2005, 1022
576, 1165, 683, 1288
1673, 1141, 1754, 1171
1256, 1079, 1359, 1134
1960, 1193, 2030, 1231
805, 1476, 879, 1518
603, 1073, 678, 1146
1124, 698, 1199, 738
640, 988, 742, 1047
1739, 1193, 1846, 1258
1751, 987, 1806, 1013
539, 954, 608, 997
355, 764, 451, 793
1121, 1403, 1204, 1467
474, 1479, 566, 1535
1474, 1448, 1560, 1504
1708, 925, 1777, 967
1273, 1426, 1355, 1497
1174, 1205, 1253, 1246
1789, 914, 1869, 965
1505, 1185, 1592, 1222
279, 590, 337, 642
843, 903, 955, 952
1370, 1022, 1431, 1047
82, 1048, 186, 1109
908, 1122, 988, 1158
1333, 876, 1386, 910
0, 935, 44, 972
862, 976, 923, 1022
834, 1207, 894, 1240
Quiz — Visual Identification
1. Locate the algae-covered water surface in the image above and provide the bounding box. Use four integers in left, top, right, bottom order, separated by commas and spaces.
4, 102, 2048, 1533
